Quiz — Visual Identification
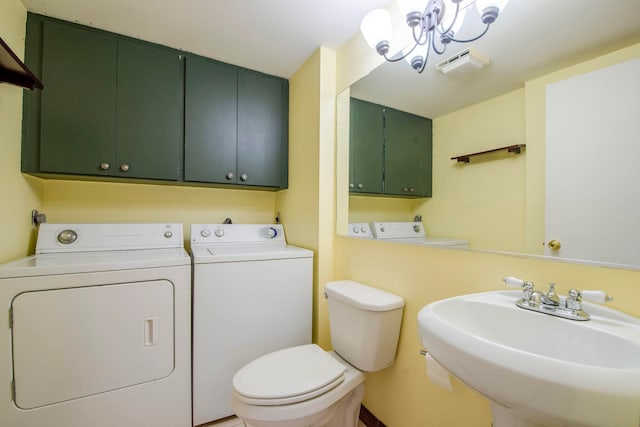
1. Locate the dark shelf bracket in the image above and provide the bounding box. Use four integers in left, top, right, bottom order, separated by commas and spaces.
451, 144, 525, 163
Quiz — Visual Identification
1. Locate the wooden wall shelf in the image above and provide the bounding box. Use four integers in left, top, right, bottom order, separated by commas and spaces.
451, 144, 525, 163
0, 36, 43, 90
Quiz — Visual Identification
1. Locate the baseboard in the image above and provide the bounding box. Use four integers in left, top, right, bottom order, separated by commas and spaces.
359, 405, 387, 427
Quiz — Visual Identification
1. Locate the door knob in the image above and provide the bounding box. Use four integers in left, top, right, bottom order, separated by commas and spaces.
547, 240, 561, 251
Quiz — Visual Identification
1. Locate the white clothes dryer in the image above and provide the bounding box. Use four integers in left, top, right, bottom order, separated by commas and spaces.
191, 223, 313, 425
370, 221, 469, 248
0, 223, 192, 427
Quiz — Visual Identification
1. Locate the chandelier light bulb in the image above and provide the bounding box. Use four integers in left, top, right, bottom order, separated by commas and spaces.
403, 42, 430, 71
397, 0, 431, 24
360, 9, 393, 55
475, 0, 510, 23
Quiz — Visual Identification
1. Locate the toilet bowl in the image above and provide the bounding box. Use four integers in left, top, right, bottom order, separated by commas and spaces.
231, 280, 404, 427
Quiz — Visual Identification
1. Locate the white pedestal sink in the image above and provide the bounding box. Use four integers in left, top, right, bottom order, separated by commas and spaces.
417, 290, 640, 427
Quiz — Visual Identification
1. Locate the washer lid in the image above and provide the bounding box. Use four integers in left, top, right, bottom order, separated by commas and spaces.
233, 344, 345, 404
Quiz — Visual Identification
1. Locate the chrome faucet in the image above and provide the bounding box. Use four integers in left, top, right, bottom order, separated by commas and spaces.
502, 276, 613, 321
541, 283, 560, 306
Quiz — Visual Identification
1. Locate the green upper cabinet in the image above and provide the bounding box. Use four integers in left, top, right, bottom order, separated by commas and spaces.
22, 13, 288, 189
115, 39, 183, 180
384, 107, 432, 197
38, 21, 117, 176
185, 56, 288, 189
184, 57, 237, 184
349, 98, 384, 194
24, 15, 183, 181
237, 69, 288, 188
349, 98, 432, 198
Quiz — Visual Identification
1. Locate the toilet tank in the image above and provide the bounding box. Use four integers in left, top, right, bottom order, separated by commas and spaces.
325, 280, 404, 372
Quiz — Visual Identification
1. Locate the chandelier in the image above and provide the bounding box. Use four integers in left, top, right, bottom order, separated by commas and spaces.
360, 0, 510, 73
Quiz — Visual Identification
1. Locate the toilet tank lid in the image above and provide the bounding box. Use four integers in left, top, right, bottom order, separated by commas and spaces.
325, 280, 405, 311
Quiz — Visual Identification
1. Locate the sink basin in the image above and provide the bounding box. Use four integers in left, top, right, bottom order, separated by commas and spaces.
417, 290, 640, 427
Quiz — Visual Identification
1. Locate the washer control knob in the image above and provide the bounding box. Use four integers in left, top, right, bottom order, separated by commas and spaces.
265, 227, 278, 239
164, 230, 173, 238
57, 229, 78, 245
215, 228, 225, 238
200, 229, 211, 238
352, 226, 359, 234
413, 224, 421, 233
360, 226, 368, 233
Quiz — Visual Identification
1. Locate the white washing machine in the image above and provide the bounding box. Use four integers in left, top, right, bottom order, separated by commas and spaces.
191, 223, 313, 426
371, 221, 469, 248
0, 223, 192, 427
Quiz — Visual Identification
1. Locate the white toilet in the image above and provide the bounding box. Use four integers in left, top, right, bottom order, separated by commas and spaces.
231, 280, 405, 427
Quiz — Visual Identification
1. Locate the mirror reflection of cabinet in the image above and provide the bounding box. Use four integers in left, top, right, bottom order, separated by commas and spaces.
349, 97, 432, 198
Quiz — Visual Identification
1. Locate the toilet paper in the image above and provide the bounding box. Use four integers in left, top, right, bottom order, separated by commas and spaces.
425, 352, 452, 391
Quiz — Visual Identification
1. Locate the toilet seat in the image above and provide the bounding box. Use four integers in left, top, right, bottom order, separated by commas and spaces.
233, 344, 346, 406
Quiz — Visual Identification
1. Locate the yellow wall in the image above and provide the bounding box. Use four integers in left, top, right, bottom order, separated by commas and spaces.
0, 0, 43, 263
274, 47, 338, 346
415, 89, 526, 251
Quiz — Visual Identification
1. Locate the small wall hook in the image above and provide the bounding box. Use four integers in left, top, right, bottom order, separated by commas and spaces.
31, 209, 46, 226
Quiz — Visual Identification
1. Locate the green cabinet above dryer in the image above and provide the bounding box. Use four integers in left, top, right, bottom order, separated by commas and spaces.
23, 16, 183, 181
22, 13, 288, 190
349, 98, 432, 198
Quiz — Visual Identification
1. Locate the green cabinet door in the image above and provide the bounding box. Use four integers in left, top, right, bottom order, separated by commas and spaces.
39, 21, 117, 176
349, 98, 384, 194
184, 56, 238, 184
117, 39, 183, 180
237, 69, 288, 188
384, 107, 432, 197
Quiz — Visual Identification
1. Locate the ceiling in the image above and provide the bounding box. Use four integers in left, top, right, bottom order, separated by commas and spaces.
19, 0, 390, 78
20, 0, 640, 118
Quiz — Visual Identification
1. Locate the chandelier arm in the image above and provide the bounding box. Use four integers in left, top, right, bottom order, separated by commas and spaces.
430, 30, 447, 55
447, 23, 491, 43
436, 2, 460, 36
412, 24, 428, 45
383, 49, 413, 63
417, 32, 433, 74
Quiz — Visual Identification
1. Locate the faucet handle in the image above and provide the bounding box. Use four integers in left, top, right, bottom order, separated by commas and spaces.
580, 290, 614, 304
503, 276, 530, 288
503, 277, 534, 301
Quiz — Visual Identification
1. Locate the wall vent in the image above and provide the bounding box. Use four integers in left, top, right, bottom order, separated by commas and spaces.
436, 48, 490, 74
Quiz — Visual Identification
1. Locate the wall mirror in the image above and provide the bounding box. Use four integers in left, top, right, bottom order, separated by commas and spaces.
336, 0, 640, 269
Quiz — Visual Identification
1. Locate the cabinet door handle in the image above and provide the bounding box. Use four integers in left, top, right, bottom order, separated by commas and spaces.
226, 172, 235, 180
357, 183, 364, 189
99, 162, 110, 171
240, 173, 248, 181
120, 164, 130, 172
403, 187, 408, 192
409, 187, 415, 192
349, 183, 354, 189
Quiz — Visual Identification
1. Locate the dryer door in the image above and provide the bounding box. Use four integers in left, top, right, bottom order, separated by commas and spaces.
11, 280, 174, 409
